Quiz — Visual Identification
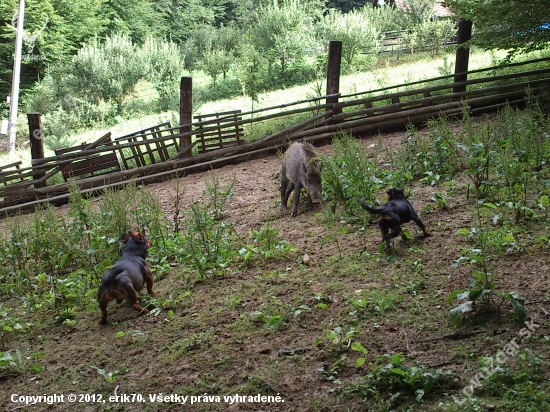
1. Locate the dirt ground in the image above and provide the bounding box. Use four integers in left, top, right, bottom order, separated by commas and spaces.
1, 125, 549, 411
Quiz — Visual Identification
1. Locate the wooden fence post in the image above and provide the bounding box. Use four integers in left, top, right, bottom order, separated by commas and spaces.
28, 112, 45, 188
326, 40, 342, 120
179, 77, 193, 157
453, 19, 473, 98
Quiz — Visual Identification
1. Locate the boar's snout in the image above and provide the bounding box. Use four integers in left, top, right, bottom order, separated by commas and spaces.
309, 186, 322, 207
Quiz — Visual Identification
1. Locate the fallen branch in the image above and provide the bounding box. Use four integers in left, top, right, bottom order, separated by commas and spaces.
278, 347, 307, 356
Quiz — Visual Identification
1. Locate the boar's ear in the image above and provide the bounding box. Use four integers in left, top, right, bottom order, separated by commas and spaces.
119, 233, 131, 243
128, 230, 145, 243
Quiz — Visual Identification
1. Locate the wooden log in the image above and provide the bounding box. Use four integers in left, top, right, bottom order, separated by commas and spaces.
262, 110, 332, 142
35, 132, 114, 184
28, 113, 45, 188
335, 70, 550, 111
0, 161, 22, 171
454, 18, 473, 97
334, 76, 549, 118
192, 94, 338, 124
288, 100, 466, 142
179, 77, 193, 156
341, 56, 550, 100
326, 40, 342, 119
332, 81, 547, 122
470, 98, 526, 115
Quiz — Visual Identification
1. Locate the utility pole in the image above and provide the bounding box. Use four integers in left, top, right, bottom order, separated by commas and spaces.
7, 0, 25, 155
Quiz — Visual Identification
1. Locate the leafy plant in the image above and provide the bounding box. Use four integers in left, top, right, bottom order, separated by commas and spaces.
90, 365, 129, 384
250, 306, 285, 330
204, 171, 236, 220
0, 349, 43, 377
450, 202, 528, 327
319, 133, 384, 217
365, 352, 452, 402
351, 341, 368, 367
177, 201, 240, 280
448, 269, 527, 328
240, 222, 296, 265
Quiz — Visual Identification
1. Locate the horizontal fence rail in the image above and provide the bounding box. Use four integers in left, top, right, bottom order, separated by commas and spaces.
1, 57, 549, 215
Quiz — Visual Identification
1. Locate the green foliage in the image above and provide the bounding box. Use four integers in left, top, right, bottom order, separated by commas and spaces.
351, 341, 368, 367
475, 350, 548, 407
365, 352, 452, 402
0, 349, 43, 378
69, 33, 143, 112
0, 0, 109, 96
450, 202, 528, 327
410, 19, 456, 58
141, 36, 185, 110
203, 171, 235, 221
240, 222, 297, 265
200, 46, 234, 86
319, 8, 380, 66
250, 0, 318, 79
102, 0, 165, 43
400, 0, 437, 26
319, 133, 384, 217
90, 365, 128, 384
445, 0, 550, 58
389, 118, 459, 186
250, 305, 285, 330
451, 104, 550, 220
448, 269, 527, 328
176, 201, 240, 281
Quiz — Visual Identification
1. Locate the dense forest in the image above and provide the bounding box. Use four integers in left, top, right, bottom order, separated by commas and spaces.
1, 0, 370, 96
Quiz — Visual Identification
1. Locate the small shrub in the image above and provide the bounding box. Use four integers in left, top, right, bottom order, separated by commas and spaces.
319, 133, 384, 217
365, 352, 453, 402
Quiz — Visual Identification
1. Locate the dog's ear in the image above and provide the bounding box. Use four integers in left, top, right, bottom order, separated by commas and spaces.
387, 188, 405, 200
128, 230, 145, 243
119, 233, 131, 243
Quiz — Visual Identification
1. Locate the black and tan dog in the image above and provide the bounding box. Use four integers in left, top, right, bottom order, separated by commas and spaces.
97, 231, 155, 325
360, 189, 431, 251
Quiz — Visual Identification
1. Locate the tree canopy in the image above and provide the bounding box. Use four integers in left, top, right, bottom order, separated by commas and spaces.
445, 0, 550, 57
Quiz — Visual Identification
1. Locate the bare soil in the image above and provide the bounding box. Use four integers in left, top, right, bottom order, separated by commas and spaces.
1, 125, 549, 411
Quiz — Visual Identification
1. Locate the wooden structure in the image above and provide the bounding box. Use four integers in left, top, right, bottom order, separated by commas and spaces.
193, 110, 244, 153
54, 133, 121, 187
1, 57, 549, 215
113, 122, 178, 168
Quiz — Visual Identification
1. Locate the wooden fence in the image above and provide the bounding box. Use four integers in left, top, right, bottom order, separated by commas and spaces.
1, 56, 549, 215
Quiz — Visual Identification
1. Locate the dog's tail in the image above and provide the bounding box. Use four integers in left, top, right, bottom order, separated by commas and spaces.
104, 267, 125, 286
359, 197, 382, 214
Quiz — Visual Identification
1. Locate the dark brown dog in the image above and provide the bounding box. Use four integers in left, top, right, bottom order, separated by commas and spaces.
97, 231, 155, 325
360, 189, 431, 251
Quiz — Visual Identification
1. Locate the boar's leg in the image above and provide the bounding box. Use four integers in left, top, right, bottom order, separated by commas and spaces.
280, 174, 290, 210
291, 182, 303, 217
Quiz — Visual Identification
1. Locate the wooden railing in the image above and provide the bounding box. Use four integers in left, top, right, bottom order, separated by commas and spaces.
1, 57, 549, 215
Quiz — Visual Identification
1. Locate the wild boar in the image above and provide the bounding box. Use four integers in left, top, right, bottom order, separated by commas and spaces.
280, 142, 322, 217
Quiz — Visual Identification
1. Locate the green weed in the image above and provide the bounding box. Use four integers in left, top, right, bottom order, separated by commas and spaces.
364, 353, 454, 403
319, 133, 384, 218
450, 202, 528, 327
